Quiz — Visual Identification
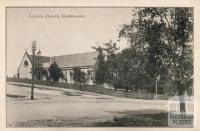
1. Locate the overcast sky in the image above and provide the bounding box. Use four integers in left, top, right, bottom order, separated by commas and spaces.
7, 8, 133, 76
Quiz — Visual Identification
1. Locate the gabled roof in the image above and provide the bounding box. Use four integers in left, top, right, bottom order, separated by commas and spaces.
21, 51, 98, 69
52, 52, 98, 68
27, 54, 50, 64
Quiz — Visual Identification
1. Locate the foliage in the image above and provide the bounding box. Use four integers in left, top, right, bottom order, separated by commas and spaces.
48, 61, 62, 82
35, 67, 45, 80
93, 46, 107, 84
42, 70, 50, 81
91, 8, 193, 105
162, 78, 177, 96
120, 8, 193, 89
60, 71, 65, 80
72, 67, 86, 84
93, 40, 156, 92
93, 41, 120, 85
80, 72, 87, 84
119, 8, 193, 111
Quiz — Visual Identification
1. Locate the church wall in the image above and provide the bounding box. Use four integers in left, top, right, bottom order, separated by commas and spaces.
59, 67, 95, 85
17, 52, 97, 86
18, 54, 32, 79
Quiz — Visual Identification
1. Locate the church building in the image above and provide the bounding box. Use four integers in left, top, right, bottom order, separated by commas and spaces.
17, 51, 99, 85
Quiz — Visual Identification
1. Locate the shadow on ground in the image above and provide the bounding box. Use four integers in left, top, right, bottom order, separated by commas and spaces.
95, 109, 168, 127
9, 109, 168, 127
6, 94, 26, 98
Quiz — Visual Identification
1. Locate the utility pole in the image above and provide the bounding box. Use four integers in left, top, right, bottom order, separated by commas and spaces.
155, 78, 158, 99
31, 41, 36, 100
155, 75, 160, 100
37, 49, 41, 80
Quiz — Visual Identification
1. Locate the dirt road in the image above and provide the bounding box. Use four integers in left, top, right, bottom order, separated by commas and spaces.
6, 82, 169, 127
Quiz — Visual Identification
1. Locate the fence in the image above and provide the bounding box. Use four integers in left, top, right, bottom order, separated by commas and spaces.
7, 77, 169, 100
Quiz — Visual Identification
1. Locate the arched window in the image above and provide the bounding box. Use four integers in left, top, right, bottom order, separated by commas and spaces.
24, 60, 28, 67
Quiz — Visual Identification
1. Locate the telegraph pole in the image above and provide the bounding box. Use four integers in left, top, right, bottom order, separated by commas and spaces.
155, 78, 158, 99
154, 75, 160, 100
31, 41, 36, 100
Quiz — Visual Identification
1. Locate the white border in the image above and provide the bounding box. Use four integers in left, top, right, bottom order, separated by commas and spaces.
1, 0, 200, 131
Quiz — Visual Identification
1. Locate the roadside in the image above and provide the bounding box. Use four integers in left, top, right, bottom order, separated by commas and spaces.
7, 77, 170, 100
6, 82, 169, 127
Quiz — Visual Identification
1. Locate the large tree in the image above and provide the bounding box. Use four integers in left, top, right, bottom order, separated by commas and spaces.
119, 8, 193, 112
93, 41, 119, 85
93, 41, 152, 92
93, 46, 107, 84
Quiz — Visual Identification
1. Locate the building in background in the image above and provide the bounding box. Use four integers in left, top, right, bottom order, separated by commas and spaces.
17, 51, 98, 85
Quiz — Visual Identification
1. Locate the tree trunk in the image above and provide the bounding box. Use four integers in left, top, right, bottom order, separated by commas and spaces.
177, 81, 186, 112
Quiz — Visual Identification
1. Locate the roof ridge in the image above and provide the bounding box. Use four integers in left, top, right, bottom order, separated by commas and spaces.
28, 54, 50, 58
27, 51, 98, 58
52, 51, 97, 57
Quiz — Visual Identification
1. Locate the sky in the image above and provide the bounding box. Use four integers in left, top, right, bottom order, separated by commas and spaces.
7, 8, 133, 77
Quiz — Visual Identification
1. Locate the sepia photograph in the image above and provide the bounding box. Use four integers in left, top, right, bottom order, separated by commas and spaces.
6, 7, 194, 127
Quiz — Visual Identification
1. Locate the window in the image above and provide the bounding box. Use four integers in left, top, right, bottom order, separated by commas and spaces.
24, 60, 28, 67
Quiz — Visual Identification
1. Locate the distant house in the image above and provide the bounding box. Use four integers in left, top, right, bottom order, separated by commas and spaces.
17, 51, 99, 85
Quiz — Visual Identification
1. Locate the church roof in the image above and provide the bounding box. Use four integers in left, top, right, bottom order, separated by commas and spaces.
52, 52, 98, 68
27, 53, 50, 64
27, 51, 98, 68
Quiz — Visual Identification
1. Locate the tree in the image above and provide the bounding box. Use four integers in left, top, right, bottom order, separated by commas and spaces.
119, 8, 193, 112
80, 72, 87, 85
60, 71, 65, 82
92, 41, 150, 92
93, 46, 107, 84
107, 47, 152, 92
35, 67, 45, 80
42, 70, 49, 81
103, 40, 119, 56
48, 61, 62, 82
118, 47, 151, 92
93, 41, 119, 85
72, 67, 86, 84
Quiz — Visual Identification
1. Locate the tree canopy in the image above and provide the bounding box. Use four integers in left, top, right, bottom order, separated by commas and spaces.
119, 7, 193, 112
93, 8, 193, 112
